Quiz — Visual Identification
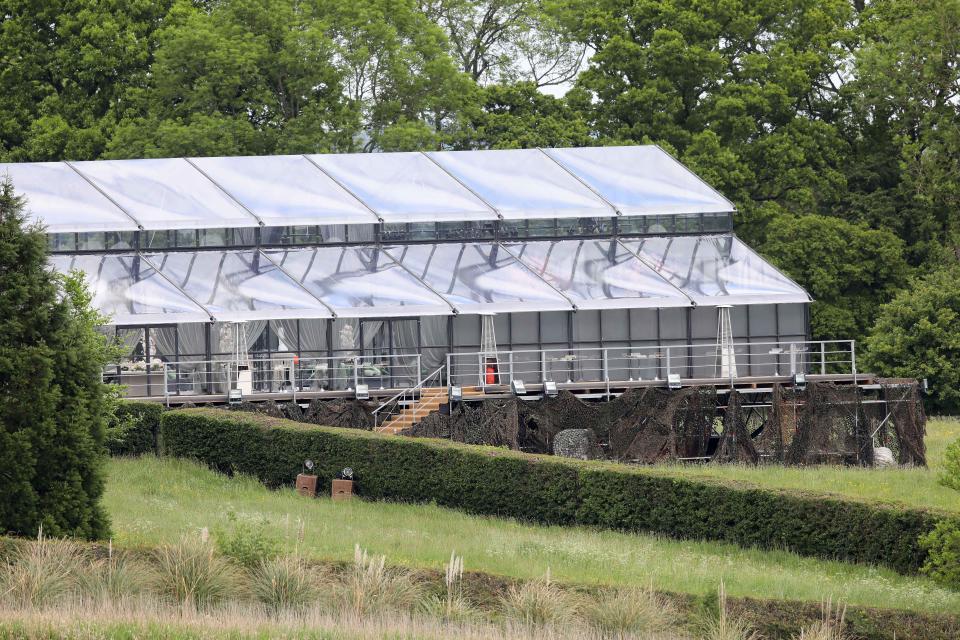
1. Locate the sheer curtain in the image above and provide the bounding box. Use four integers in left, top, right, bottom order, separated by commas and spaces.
273, 319, 328, 354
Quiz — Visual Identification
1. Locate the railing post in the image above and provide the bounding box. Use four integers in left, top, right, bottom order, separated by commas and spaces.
163, 363, 170, 407
508, 351, 514, 385
820, 342, 826, 375
353, 356, 359, 391
541, 350, 547, 383
666, 347, 672, 376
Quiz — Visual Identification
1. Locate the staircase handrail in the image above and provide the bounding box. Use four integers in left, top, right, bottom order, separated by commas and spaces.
372, 366, 445, 429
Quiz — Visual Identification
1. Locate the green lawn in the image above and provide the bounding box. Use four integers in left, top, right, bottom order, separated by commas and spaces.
643, 417, 960, 513
103, 456, 960, 616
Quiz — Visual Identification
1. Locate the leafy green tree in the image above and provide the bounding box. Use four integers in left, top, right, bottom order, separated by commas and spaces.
845, 0, 960, 266
760, 214, 909, 343
864, 264, 960, 413
0, 0, 172, 161
941, 438, 960, 493
919, 519, 960, 591
454, 82, 593, 148
0, 180, 113, 539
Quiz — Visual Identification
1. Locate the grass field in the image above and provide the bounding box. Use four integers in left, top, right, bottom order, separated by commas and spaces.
103, 454, 960, 616
644, 417, 960, 513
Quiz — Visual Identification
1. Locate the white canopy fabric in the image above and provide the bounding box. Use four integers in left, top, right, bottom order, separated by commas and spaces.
426, 149, 614, 220
383, 243, 574, 314
542, 146, 735, 215
9, 146, 734, 233
0, 162, 139, 232
48, 234, 807, 325
265, 246, 452, 317
72, 158, 260, 231
49, 254, 210, 324
306, 152, 497, 223
622, 235, 810, 305
503, 239, 692, 309
189, 155, 379, 227
143, 250, 333, 321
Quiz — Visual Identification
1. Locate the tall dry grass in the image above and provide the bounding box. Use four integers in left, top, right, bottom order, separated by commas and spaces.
153, 536, 243, 610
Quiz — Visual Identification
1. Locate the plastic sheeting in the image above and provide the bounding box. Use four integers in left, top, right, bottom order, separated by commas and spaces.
504, 239, 692, 309
265, 246, 452, 317
306, 152, 497, 223
0, 162, 138, 232
623, 235, 810, 305
144, 250, 333, 321
426, 149, 613, 220
190, 155, 379, 227
72, 158, 260, 230
384, 243, 573, 313
543, 146, 734, 215
49, 254, 210, 324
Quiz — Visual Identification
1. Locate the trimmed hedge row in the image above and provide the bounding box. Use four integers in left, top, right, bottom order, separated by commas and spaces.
160, 408, 953, 574
107, 401, 165, 456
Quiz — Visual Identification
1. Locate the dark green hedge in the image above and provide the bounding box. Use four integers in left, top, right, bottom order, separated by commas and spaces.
107, 401, 165, 456
160, 408, 952, 574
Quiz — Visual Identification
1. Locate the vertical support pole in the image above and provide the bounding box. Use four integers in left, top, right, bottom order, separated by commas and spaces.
821, 342, 826, 375
541, 350, 547, 383
666, 347, 672, 376
508, 351, 514, 385
144, 327, 152, 397
851, 340, 857, 382
602, 348, 610, 400
164, 362, 170, 407
353, 356, 359, 391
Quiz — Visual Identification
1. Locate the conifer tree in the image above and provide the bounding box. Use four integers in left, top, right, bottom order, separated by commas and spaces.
0, 179, 111, 539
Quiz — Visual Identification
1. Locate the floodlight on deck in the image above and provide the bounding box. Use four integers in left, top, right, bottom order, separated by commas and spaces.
511, 380, 527, 396
544, 380, 559, 397
355, 384, 369, 400
667, 373, 682, 390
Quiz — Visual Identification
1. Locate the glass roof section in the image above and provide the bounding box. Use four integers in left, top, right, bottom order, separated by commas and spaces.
427, 149, 613, 220
144, 250, 332, 321
265, 246, 452, 317
504, 239, 691, 309
384, 243, 572, 314
2, 162, 138, 233
72, 158, 260, 230
622, 235, 810, 305
543, 146, 734, 215
49, 254, 210, 325
306, 152, 496, 223
189, 155, 379, 227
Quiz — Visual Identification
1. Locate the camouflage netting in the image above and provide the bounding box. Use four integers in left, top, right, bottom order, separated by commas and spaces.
553, 429, 602, 460
713, 390, 759, 464
782, 382, 872, 466
603, 387, 714, 462
877, 379, 927, 466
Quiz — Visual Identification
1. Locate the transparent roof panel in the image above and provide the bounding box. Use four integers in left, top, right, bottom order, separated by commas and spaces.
623, 235, 810, 305
72, 158, 260, 230
505, 240, 691, 309
544, 146, 734, 215
1, 162, 138, 233
384, 243, 572, 313
265, 246, 451, 317
306, 152, 496, 223
190, 155, 378, 227
144, 250, 332, 321
427, 149, 613, 220
49, 254, 210, 325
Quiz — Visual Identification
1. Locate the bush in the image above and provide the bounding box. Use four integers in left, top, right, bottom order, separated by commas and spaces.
251, 554, 318, 614
919, 519, 960, 591
160, 408, 947, 573
214, 512, 281, 569
940, 438, 960, 492
334, 545, 422, 617
0, 534, 85, 608
106, 401, 165, 456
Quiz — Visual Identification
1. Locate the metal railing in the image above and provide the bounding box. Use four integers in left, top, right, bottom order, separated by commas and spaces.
102, 353, 423, 401
372, 365, 446, 430
446, 340, 857, 392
